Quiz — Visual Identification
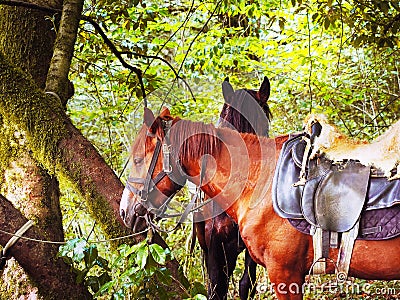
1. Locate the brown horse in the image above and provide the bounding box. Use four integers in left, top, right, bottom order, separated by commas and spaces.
120, 108, 400, 299
194, 77, 272, 300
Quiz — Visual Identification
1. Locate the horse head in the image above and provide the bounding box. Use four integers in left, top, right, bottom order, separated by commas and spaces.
120, 107, 187, 232
220, 76, 272, 136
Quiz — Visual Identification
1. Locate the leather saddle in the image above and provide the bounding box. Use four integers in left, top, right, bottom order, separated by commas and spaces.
272, 131, 400, 278
272, 134, 400, 231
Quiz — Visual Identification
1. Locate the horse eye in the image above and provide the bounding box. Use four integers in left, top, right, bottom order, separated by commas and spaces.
133, 157, 143, 165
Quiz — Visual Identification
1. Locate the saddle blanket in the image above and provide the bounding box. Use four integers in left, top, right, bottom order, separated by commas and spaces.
289, 205, 400, 240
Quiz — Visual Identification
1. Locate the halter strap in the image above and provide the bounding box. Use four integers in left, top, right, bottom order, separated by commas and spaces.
162, 120, 173, 173
146, 156, 208, 233
124, 119, 214, 234
126, 138, 170, 200
142, 138, 163, 200
125, 119, 185, 204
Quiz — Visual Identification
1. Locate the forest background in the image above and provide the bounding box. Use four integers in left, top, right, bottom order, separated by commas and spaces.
0, 0, 399, 299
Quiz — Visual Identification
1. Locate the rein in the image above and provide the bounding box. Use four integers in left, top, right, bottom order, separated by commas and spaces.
125, 120, 179, 208
125, 120, 210, 232
147, 155, 209, 233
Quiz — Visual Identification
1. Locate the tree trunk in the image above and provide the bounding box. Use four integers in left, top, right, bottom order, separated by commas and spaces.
0, 2, 186, 297
0, 48, 187, 297
0, 50, 133, 240
0, 1, 91, 298
0, 4, 59, 88
0, 194, 92, 299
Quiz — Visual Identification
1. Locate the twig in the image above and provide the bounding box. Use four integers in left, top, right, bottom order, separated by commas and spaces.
120, 51, 196, 101
177, 0, 222, 75
81, 15, 147, 103
156, 0, 222, 110
0, 0, 190, 106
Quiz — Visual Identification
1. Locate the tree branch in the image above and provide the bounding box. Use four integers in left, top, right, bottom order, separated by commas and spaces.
177, 0, 222, 75
0, 0, 201, 105
0, 51, 188, 292
45, 0, 84, 106
0, 194, 91, 299
81, 15, 147, 103
0, 0, 147, 102
120, 51, 196, 101
0, 51, 131, 242
383, 12, 400, 34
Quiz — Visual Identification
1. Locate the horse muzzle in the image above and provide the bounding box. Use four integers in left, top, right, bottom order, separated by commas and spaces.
120, 188, 149, 232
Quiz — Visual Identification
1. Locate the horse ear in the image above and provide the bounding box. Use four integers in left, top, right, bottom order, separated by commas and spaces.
222, 79, 234, 104
144, 107, 155, 127
159, 107, 173, 121
259, 76, 271, 103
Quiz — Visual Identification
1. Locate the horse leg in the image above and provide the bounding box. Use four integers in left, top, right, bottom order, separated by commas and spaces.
206, 242, 228, 300
263, 238, 310, 299
206, 236, 240, 300
239, 249, 257, 300
194, 220, 207, 251
268, 272, 305, 300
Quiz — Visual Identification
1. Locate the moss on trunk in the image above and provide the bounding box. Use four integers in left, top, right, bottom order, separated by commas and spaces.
0, 52, 131, 242
0, 3, 93, 298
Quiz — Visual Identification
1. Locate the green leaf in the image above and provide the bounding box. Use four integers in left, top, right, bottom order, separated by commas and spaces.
192, 295, 207, 300
392, 1, 400, 11
136, 245, 149, 269
85, 276, 100, 293
84, 244, 98, 268
58, 238, 79, 256
122, 244, 140, 258
94, 280, 115, 297
155, 267, 172, 285
190, 281, 207, 297
75, 268, 88, 284
378, 1, 389, 14
149, 244, 167, 265
61, 256, 73, 266
95, 256, 110, 271
73, 239, 87, 263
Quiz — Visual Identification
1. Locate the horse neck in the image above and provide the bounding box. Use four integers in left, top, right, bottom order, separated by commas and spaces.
179, 126, 278, 223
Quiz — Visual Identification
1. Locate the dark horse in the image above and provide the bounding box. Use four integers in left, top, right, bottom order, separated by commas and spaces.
120, 108, 400, 299
194, 77, 272, 300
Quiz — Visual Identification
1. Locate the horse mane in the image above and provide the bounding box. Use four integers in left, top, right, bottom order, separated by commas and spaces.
219, 89, 272, 137
170, 119, 221, 163
243, 89, 273, 122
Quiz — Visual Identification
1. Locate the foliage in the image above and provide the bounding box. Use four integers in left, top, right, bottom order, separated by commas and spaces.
291, 0, 400, 48
57, 237, 207, 299
58, 238, 111, 294
62, 0, 400, 298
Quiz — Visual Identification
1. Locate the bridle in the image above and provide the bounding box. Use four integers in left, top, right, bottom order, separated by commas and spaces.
125, 119, 186, 218
124, 119, 211, 232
